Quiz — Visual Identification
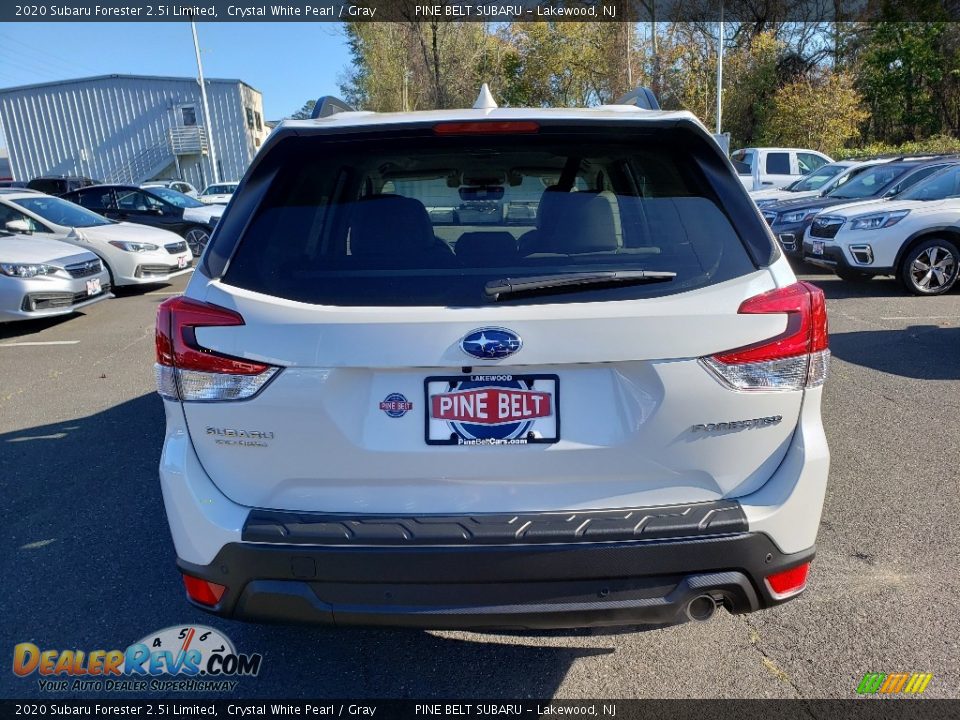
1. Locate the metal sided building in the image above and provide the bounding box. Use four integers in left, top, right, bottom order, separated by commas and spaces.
0, 74, 269, 189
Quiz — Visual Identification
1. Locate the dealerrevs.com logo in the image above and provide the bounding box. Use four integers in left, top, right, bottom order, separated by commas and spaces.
13, 625, 262, 693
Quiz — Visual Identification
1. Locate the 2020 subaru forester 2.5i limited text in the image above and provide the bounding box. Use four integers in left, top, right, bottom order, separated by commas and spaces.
155, 92, 830, 629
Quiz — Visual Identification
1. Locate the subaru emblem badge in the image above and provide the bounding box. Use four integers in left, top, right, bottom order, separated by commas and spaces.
460, 327, 522, 360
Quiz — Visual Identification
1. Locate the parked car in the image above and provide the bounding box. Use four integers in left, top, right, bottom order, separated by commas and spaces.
198, 182, 239, 205
0, 180, 29, 189
750, 158, 895, 208
63, 184, 223, 256
142, 179, 200, 198
803, 163, 960, 294
0, 190, 193, 287
762, 156, 959, 258
157, 89, 830, 629
26, 175, 98, 196
731, 148, 833, 191
0, 229, 112, 322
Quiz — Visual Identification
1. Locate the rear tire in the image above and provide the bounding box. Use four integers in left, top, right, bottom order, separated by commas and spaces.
835, 268, 875, 282
183, 225, 211, 256
898, 238, 959, 295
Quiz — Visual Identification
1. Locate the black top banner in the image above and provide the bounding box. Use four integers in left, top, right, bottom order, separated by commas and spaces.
4, 0, 960, 23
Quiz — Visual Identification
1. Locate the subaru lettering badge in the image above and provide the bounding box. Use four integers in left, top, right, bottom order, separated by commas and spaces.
460, 327, 522, 360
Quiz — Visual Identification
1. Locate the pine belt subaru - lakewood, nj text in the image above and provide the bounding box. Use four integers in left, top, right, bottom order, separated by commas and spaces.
155, 89, 831, 629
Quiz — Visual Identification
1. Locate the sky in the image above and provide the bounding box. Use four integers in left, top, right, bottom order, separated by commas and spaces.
0, 22, 352, 121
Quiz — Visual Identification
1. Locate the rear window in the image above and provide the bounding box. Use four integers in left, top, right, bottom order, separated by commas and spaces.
223, 129, 757, 306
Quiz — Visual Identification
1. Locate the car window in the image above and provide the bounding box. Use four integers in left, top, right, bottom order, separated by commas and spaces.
71, 188, 115, 210
731, 150, 753, 171
792, 163, 845, 191
147, 186, 204, 208
828, 165, 907, 199
204, 184, 236, 195
900, 165, 960, 200
0, 203, 46, 233
765, 153, 791, 175
116, 189, 158, 211
222, 129, 757, 307
14, 196, 112, 228
892, 165, 950, 196
797, 153, 828, 174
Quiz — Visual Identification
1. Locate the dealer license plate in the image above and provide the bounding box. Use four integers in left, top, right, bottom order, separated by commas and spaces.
424, 374, 560, 446
85, 278, 101, 296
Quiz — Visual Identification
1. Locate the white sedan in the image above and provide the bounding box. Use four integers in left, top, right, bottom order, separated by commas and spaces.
198, 182, 239, 205
0, 191, 193, 287
0, 231, 112, 322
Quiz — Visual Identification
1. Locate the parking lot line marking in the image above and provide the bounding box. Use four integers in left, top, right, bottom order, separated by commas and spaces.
879, 316, 959, 321
145, 291, 183, 296
0, 341, 79, 347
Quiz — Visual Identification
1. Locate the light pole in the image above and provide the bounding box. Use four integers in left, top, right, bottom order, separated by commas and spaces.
191, 20, 220, 184
716, 2, 724, 136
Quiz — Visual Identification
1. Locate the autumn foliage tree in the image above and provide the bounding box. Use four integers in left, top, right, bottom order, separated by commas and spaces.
762, 72, 869, 154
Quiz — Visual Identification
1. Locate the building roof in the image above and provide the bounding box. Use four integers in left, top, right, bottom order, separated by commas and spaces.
0, 74, 260, 96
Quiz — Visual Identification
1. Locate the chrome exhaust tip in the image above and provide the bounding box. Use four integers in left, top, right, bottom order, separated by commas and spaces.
686, 594, 718, 622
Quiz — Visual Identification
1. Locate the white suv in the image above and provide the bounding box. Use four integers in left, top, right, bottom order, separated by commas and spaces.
803, 163, 960, 294
155, 91, 831, 629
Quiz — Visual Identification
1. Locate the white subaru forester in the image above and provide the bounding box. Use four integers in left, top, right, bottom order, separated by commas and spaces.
155, 90, 830, 629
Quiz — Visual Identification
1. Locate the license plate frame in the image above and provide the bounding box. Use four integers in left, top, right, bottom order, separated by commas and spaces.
85, 278, 101, 296
812, 240, 825, 256
424, 373, 560, 446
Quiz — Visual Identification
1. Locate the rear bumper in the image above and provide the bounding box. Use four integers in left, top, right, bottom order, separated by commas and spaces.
159, 385, 829, 629
178, 532, 814, 629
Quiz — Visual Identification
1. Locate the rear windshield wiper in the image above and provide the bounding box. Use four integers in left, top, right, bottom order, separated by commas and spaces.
485, 270, 676, 301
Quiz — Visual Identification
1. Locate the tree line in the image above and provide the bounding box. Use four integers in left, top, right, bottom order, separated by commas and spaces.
290, 13, 960, 156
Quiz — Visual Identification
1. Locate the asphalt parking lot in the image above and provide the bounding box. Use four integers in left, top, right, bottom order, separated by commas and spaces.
1, 270, 958, 700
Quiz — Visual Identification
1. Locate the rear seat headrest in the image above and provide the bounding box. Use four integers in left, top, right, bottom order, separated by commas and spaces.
350, 194, 436, 256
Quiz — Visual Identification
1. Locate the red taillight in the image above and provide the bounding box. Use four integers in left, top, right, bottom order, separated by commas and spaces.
156, 296, 270, 374
702, 282, 830, 391
713, 282, 828, 364
765, 562, 810, 600
182, 574, 227, 607
155, 296, 279, 402
433, 121, 540, 135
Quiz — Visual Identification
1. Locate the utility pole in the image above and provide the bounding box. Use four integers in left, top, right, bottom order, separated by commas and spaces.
191, 19, 220, 184
715, 2, 724, 135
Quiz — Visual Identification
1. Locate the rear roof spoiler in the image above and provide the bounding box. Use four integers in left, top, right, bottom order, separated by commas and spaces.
615, 87, 660, 111
310, 96, 356, 119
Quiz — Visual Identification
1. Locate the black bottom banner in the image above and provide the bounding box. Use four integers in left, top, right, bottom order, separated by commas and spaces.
0, 700, 954, 720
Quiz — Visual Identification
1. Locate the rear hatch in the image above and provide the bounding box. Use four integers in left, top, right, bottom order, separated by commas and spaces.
158, 118, 826, 514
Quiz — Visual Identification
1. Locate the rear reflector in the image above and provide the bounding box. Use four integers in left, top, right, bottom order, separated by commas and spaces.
155, 296, 279, 402
764, 562, 810, 600
433, 121, 539, 135
702, 282, 830, 391
182, 575, 227, 607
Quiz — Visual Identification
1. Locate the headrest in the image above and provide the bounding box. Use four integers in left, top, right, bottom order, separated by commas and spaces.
350, 194, 436, 256
546, 192, 619, 253
455, 232, 518, 262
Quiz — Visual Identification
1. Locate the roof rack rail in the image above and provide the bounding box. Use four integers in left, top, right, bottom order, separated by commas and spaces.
310, 96, 356, 119
615, 87, 660, 111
